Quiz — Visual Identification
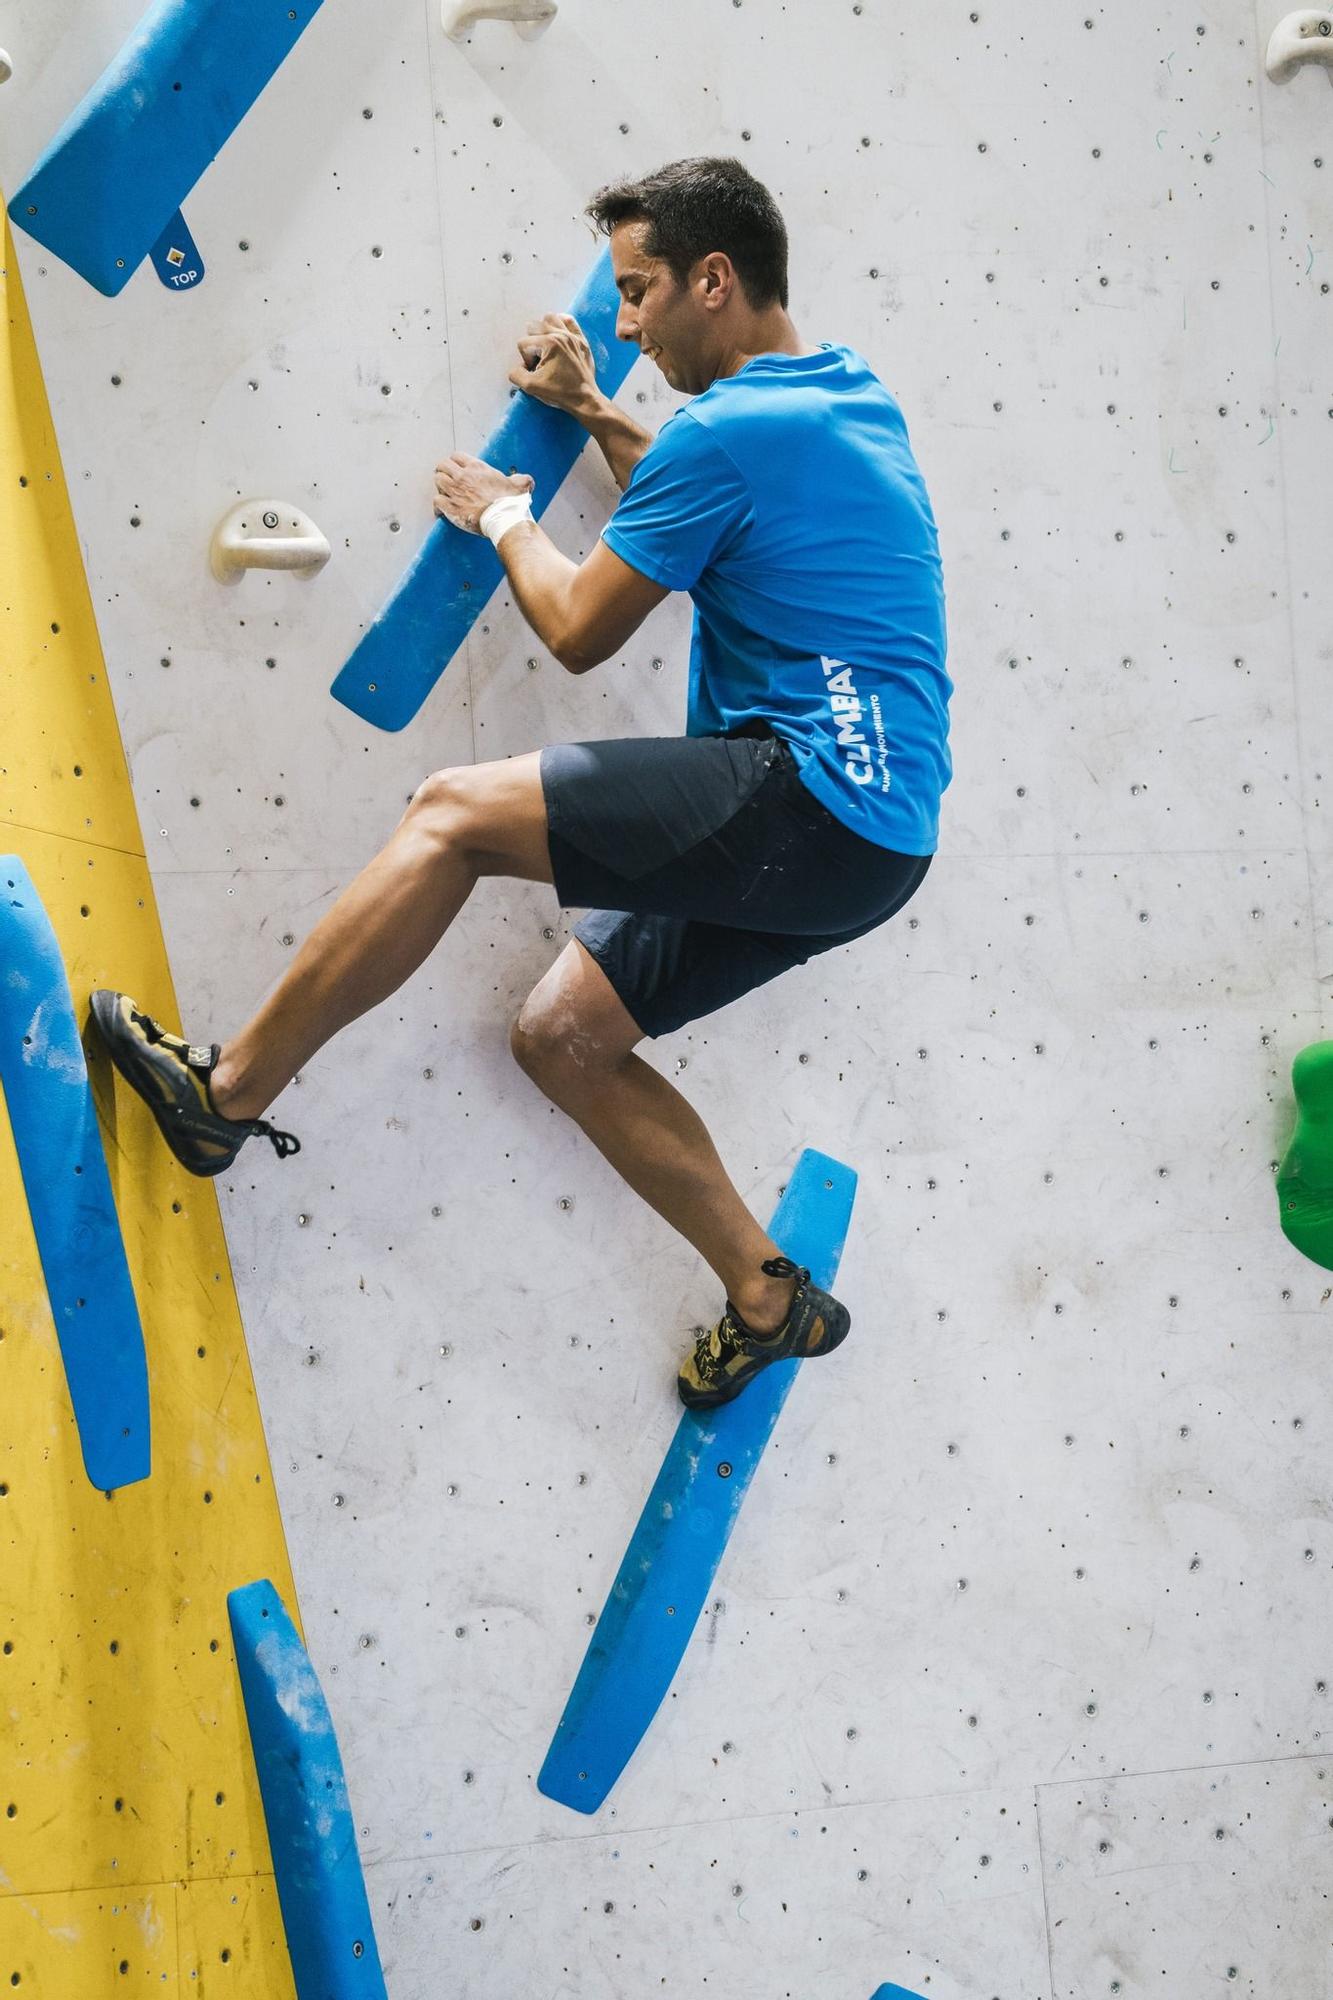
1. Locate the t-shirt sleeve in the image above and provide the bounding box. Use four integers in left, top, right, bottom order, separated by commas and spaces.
601, 412, 753, 593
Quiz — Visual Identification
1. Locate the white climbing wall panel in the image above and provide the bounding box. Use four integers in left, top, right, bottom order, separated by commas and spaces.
3, 1, 1332, 1994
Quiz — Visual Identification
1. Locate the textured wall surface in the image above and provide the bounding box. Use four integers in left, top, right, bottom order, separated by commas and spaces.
2, 1, 1331, 1994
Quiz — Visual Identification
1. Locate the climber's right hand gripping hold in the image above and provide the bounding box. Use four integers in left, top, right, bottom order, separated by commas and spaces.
510, 312, 601, 417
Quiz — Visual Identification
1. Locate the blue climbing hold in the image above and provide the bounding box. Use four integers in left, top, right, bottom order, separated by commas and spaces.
228, 1580, 387, 2000
329, 246, 639, 731
0, 858, 150, 1492
8, 0, 326, 295
538, 1148, 858, 1813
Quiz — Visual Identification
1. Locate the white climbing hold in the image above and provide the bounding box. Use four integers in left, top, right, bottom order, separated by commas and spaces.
441, 0, 558, 42
1265, 10, 1333, 85
209, 500, 331, 584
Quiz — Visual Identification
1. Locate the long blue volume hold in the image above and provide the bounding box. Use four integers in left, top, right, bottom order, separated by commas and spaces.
228, 1580, 387, 2000
538, 1148, 858, 1813
0, 858, 150, 1492
329, 247, 639, 732
8, 0, 327, 296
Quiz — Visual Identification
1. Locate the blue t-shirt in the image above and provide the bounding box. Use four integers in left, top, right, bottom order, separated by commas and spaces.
600, 344, 951, 855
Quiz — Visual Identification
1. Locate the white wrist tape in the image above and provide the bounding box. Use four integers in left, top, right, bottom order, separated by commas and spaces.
478, 491, 533, 547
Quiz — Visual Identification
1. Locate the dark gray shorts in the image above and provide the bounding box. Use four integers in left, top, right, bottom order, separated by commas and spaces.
539, 731, 930, 1039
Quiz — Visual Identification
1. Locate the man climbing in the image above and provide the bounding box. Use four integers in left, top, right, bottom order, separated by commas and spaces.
92, 156, 951, 1410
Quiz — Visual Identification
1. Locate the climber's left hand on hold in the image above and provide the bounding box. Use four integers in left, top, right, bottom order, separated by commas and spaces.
433, 454, 534, 534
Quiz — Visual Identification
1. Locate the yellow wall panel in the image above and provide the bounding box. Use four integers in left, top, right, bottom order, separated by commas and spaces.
0, 206, 300, 1990
0, 223, 142, 858
176, 1875, 297, 2000
0, 1884, 178, 1992
0, 1879, 298, 1998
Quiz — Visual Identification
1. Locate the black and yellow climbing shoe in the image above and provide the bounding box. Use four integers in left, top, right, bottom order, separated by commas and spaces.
90, 989, 300, 1178
677, 1255, 850, 1410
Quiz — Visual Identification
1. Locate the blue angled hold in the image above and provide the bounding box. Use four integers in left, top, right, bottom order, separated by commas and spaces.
330, 246, 639, 732
8, 0, 327, 296
228, 1581, 386, 2000
0, 858, 150, 1492
870, 1986, 928, 2000
538, 1148, 858, 1814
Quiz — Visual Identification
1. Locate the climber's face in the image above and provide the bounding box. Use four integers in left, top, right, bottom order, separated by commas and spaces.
610, 220, 728, 397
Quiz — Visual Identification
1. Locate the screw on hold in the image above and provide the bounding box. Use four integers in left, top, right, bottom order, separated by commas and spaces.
262, 510, 279, 530
717, 1461, 733, 1478
352, 1942, 364, 1959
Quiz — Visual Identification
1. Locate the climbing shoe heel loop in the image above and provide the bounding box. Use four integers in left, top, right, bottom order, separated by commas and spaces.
760, 1254, 804, 1281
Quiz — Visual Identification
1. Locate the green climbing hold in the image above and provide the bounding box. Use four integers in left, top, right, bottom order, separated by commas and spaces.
1277, 1041, 1333, 1271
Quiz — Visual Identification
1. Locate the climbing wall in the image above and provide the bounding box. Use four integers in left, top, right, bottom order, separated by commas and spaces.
2, 1, 1331, 1995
